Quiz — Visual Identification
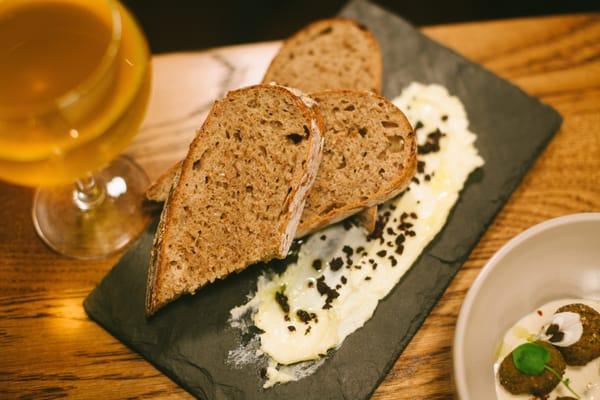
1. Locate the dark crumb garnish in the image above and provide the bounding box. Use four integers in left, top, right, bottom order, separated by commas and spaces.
376, 250, 387, 257
296, 309, 314, 324
390, 204, 397, 210
389, 255, 398, 267
336, 284, 342, 290
356, 246, 365, 254
414, 121, 424, 130
383, 211, 391, 218
368, 258, 375, 264
407, 230, 416, 237
354, 265, 362, 269
537, 310, 543, 316
411, 176, 420, 185
316, 276, 339, 309
418, 128, 446, 155
387, 241, 394, 247
424, 174, 431, 182
367, 215, 388, 243
416, 160, 426, 174
396, 234, 405, 244
287, 325, 296, 332
307, 280, 314, 288
305, 326, 312, 335
441, 115, 448, 121
342, 219, 355, 231
372, 263, 378, 270
410, 212, 418, 219
284, 315, 290, 322
320, 234, 327, 240
365, 276, 372, 281
342, 245, 353, 257
395, 245, 404, 255
340, 276, 347, 284
387, 227, 396, 235
329, 257, 344, 271
312, 259, 322, 271
275, 290, 290, 314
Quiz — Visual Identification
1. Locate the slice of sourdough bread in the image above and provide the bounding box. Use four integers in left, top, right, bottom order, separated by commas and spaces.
295, 90, 416, 237
262, 18, 382, 94
146, 85, 324, 316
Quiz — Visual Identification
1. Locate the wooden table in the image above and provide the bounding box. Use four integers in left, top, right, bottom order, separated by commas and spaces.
1, 14, 599, 399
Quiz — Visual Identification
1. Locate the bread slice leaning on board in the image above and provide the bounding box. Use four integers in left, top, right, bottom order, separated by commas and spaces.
146, 85, 324, 316
296, 90, 416, 237
146, 18, 385, 231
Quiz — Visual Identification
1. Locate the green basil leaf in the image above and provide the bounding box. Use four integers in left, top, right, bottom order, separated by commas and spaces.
512, 342, 550, 376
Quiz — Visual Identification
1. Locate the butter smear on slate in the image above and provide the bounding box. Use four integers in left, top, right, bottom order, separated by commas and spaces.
228, 83, 484, 388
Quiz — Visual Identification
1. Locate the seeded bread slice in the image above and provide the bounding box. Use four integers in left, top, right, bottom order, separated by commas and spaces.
146, 85, 324, 316
262, 18, 382, 94
295, 90, 416, 237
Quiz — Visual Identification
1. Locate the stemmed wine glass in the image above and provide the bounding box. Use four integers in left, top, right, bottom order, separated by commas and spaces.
0, 0, 152, 259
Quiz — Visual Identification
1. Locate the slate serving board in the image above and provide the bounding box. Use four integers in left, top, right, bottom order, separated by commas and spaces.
84, 1, 562, 399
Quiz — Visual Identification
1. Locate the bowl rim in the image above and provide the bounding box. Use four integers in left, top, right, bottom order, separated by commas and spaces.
452, 212, 600, 400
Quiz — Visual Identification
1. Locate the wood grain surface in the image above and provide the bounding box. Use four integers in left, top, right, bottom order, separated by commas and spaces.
1, 14, 599, 399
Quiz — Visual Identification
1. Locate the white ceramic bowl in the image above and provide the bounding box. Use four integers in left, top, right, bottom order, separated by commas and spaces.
453, 213, 600, 399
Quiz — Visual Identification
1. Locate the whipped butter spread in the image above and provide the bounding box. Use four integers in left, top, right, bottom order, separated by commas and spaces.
228, 83, 485, 387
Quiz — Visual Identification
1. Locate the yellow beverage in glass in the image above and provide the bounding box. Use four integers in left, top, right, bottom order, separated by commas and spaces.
0, 0, 150, 186
0, 0, 153, 259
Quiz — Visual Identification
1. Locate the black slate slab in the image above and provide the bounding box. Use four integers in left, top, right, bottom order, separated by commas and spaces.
84, 1, 562, 399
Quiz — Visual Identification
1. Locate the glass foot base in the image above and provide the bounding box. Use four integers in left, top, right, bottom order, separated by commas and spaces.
32, 156, 151, 260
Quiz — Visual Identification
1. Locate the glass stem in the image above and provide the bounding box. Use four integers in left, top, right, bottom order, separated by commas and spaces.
74, 174, 105, 211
